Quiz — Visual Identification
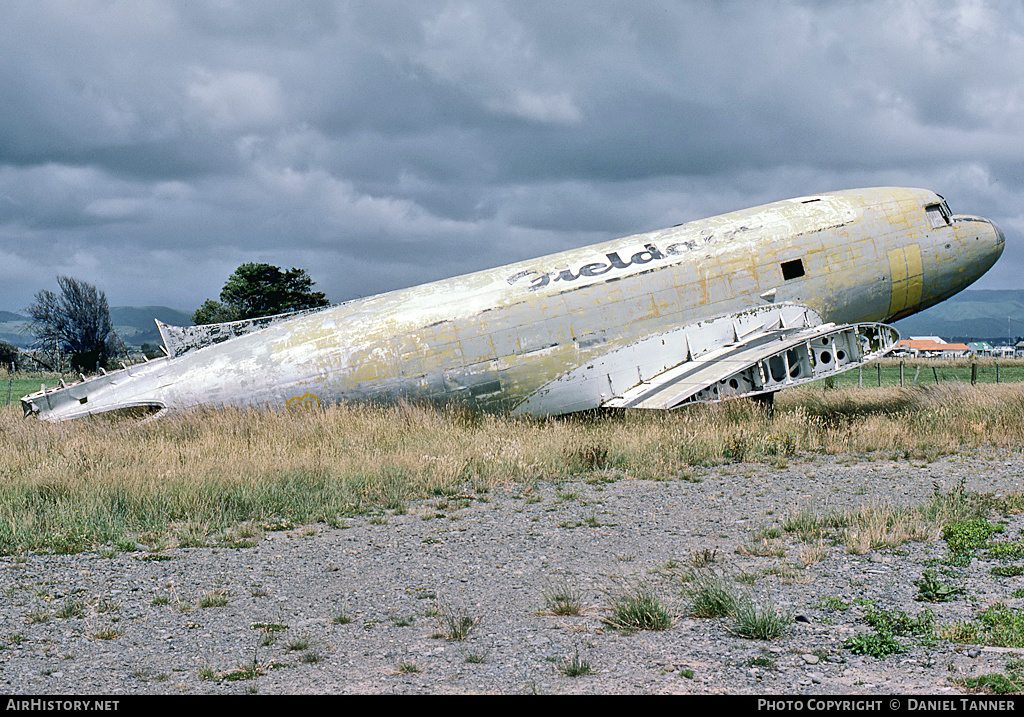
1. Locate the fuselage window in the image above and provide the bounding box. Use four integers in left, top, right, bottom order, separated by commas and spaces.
781, 258, 805, 280
925, 203, 952, 229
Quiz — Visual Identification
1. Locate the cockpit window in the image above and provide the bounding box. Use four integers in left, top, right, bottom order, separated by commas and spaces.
925, 202, 952, 229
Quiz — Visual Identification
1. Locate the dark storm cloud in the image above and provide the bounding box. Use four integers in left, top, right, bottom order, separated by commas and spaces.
0, 0, 1021, 312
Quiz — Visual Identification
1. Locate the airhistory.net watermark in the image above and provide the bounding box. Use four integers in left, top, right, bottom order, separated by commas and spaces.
6, 699, 119, 711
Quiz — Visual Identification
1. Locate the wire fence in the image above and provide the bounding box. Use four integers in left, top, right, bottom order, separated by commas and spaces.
835, 358, 1024, 389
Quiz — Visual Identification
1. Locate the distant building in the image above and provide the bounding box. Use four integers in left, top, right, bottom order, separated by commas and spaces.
895, 338, 970, 358
968, 341, 994, 356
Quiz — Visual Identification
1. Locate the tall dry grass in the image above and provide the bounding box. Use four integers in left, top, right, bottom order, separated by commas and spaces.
1, 382, 1023, 554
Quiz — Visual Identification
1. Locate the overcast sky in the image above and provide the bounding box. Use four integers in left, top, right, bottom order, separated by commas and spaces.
1, 0, 1021, 314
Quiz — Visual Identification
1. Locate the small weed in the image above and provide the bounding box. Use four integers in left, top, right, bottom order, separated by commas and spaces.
956, 672, 1024, 694
92, 627, 122, 640
684, 572, 739, 619
198, 590, 229, 608
845, 632, 905, 658
602, 584, 672, 633
987, 541, 1024, 561
434, 603, 478, 641
818, 597, 851, 611
26, 609, 50, 624
55, 600, 86, 619
992, 565, 1024, 578
845, 606, 934, 658
221, 665, 262, 681
558, 647, 594, 677
464, 650, 488, 664
285, 636, 310, 652
864, 607, 935, 638
943, 518, 1003, 565
541, 578, 583, 616
691, 548, 719, 567
397, 660, 420, 674
915, 570, 965, 603
939, 603, 1024, 648
299, 650, 321, 664
728, 595, 791, 640
95, 598, 120, 614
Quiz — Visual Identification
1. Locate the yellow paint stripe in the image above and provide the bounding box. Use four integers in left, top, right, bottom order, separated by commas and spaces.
888, 244, 923, 314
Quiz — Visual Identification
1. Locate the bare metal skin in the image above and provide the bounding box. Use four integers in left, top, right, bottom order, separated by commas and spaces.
22, 187, 1004, 421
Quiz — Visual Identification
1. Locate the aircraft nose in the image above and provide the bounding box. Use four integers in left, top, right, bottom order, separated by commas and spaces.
952, 214, 1005, 268
983, 217, 1006, 266
992, 218, 1006, 249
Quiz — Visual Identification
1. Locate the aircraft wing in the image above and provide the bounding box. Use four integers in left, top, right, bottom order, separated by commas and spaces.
511, 304, 899, 416
603, 321, 900, 410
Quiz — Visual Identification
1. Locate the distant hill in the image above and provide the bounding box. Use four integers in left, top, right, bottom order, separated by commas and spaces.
0, 312, 30, 348
0, 306, 193, 349
109, 306, 194, 348
893, 289, 1024, 344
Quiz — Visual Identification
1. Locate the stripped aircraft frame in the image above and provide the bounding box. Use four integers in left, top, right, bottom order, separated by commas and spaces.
21, 187, 1005, 422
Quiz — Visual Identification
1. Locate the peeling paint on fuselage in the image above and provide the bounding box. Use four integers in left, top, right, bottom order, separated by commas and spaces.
22, 187, 1005, 421
188, 187, 1001, 412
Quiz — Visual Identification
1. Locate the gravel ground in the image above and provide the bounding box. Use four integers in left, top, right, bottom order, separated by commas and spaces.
3, 449, 1024, 695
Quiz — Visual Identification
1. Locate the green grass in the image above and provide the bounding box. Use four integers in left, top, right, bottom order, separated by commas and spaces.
728, 595, 792, 640
4, 377, 1024, 555
541, 578, 584, 616
845, 606, 936, 658
602, 584, 673, 633
434, 604, 478, 641
1, 373, 77, 409
684, 572, 739, 618
939, 604, 1024, 648
197, 590, 229, 608
845, 631, 905, 658
915, 570, 965, 602
558, 648, 594, 677
955, 659, 1024, 694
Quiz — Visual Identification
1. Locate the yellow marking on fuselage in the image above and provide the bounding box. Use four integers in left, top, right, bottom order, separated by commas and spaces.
286, 393, 321, 410
888, 244, 923, 316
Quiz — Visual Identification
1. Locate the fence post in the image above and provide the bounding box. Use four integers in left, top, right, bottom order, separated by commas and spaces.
933, 366, 939, 384
877, 363, 881, 386
996, 362, 1000, 384
900, 360, 904, 387
858, 366, 862, 388
971, 361, 977, 386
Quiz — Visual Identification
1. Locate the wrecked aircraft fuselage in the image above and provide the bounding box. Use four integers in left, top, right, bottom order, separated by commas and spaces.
21, 187, 1005, 422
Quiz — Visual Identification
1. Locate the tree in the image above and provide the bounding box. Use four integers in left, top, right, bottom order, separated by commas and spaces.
193, 263, 330, 325
26, 276, 118, 372
0, 340, 18, 370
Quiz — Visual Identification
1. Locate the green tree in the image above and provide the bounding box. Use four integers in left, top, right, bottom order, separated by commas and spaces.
193, 263, 330, 325
26, 276, 118, 372
0, 340, 18, 369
